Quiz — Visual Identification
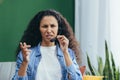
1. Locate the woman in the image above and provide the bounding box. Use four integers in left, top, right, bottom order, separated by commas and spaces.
12, 9, 82, 80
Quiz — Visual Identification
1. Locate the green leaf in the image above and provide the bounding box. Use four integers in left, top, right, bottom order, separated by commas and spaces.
103, 41, 112, 80
116, 68, 119, 80
97, 56, 103, 75
87, 53, 96, 75
111, 52, 116, 80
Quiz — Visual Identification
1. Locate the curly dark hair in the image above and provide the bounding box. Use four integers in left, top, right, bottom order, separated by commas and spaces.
16, 9, 81, 64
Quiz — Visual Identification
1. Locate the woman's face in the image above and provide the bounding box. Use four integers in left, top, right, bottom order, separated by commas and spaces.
40, 16, 58, 44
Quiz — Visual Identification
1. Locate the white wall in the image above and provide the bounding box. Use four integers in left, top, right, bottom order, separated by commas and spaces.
75, 0, 120, 69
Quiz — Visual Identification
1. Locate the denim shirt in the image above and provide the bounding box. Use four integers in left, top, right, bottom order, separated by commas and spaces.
12, 43, 82, 80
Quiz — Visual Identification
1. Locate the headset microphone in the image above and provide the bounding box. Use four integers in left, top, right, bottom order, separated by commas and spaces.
50, 37, 57, 42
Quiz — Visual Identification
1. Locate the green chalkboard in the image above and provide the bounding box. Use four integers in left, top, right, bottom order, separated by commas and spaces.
0, 0, 74, 62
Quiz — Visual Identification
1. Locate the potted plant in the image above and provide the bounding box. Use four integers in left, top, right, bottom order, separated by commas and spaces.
83, 41, 120, 80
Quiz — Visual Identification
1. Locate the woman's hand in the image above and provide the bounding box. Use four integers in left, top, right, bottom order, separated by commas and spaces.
20, 42, 31, 63
57, 35, 69, 53
18, 42, 31, 76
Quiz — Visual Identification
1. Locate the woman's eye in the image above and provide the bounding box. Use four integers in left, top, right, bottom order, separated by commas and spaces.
42, 25, 48, 28
51, 24, 56, 27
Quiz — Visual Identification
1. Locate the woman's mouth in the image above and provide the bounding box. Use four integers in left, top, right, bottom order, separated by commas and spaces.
46, 35, 53, 39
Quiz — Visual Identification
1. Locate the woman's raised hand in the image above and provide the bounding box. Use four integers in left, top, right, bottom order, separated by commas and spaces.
57, 35, 69, 53
20, 42, 31, 63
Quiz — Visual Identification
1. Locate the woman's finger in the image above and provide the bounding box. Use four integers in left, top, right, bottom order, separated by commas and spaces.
20, 42, 24, 49
20, 42, 31, 49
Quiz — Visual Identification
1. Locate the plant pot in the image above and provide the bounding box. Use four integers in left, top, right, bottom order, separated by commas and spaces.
83, 75, 103, 80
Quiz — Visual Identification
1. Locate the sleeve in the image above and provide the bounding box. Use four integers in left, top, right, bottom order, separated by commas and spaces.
66, 49, 83, 80
12, 52, 28, 80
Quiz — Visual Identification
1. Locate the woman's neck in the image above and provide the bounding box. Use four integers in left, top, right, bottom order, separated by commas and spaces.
41, 41, 55, 46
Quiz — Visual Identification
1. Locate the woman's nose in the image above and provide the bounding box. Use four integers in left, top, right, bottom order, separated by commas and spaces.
46, 27, 52, 33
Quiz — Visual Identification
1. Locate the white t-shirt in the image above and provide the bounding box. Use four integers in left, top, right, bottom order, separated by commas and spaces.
35, 46, 62, 80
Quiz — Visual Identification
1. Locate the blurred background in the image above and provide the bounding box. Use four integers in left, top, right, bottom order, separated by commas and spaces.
75, 0, 120, 68
0, 0, 120, 79
0, 0, 74, 62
